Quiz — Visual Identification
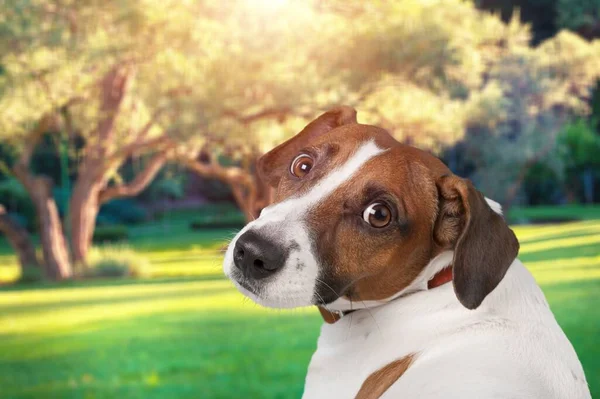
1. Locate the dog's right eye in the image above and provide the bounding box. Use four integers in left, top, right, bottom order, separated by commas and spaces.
290, 154, 314, 178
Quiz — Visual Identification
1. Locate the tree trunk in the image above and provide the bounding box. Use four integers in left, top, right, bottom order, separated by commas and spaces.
0, 205, 40, 271
70, 180, 102, 265
11, 113, 72, 280
28, 178, 72, 280
69, 150, 170, 265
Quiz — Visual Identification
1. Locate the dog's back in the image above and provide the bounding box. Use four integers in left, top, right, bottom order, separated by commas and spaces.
304, 260, 590, 399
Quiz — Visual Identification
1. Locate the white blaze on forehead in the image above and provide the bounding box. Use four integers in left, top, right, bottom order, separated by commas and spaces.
258, 139, 386, 222
224, 139, 387, 309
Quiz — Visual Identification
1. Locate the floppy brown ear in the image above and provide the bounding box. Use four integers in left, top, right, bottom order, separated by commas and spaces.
257, 106, 357, 187
434, 175, 519, 309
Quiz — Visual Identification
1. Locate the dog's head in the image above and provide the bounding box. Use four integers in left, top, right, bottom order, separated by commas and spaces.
223, 106, 519, 310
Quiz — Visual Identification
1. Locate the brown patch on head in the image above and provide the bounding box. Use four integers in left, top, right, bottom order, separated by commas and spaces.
255, 106, 519, 312
309, 145, 447, 302
355, 354, 416, 399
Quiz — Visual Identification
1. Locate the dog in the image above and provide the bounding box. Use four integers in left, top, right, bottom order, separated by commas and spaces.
223, 106, 591, 398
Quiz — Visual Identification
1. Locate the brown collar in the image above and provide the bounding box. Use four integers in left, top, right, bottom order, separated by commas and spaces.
319, 267, 453, 324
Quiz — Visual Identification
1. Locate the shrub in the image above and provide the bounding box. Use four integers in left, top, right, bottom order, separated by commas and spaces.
189, 203, 245, 230
92, 225, 128, 243
85, 245, 150, 278
18, 266, 44, 283
0, 178, 36, 231
144, 175, 186, 201
189, 218, 245, 230
523, 162, 564, 206
98, 199, 147, 225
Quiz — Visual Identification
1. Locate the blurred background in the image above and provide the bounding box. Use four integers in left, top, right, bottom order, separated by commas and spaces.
0, 0, 599, 398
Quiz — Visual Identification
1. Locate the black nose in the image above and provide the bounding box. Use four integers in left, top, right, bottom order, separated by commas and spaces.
233, 231, 286, 279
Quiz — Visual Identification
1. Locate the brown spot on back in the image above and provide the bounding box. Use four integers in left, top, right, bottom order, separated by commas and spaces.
355, 354, 416, 399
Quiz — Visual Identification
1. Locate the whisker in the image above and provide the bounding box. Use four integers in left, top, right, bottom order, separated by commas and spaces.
315, 278, 340, 298
361, 300, 382, 336
314, 292, 336, 321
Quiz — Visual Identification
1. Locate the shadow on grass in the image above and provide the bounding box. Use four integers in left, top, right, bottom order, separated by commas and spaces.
0, 311, 319, 399
0, 274, 227, 293
0, 285, 234, 315
0, 276, 597, 399
520, 243, 600, 263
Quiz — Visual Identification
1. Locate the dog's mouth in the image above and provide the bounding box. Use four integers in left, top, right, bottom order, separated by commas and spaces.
230, 271, 261, 295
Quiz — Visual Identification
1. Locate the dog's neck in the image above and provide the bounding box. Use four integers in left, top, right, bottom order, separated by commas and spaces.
318, 251, 455, 324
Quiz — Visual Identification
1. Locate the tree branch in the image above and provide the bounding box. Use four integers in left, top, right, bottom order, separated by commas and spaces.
183, 153, 254, 188
98, 150, 171, 204
92, 65, 135, 146
222, 106, 295, 125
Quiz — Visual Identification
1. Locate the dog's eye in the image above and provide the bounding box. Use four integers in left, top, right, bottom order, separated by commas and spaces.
363, 203, 392, 228
290, 154, 314, 178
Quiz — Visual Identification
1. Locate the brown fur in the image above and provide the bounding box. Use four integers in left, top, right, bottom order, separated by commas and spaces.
436, 175, 520, 309
257, 106, 520, 311
355, 354, 416, 399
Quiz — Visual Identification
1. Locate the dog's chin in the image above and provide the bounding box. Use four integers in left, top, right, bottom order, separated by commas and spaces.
228, 274, 316, 309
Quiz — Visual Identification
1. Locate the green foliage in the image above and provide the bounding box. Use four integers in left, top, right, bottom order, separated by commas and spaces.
85, 245, 150, 278
187, 203, 245, 229
559, 119, 600, 170
0, 0, 599, 219
99, 200, 147, 226
17, 266, 44, 284
523, 162, 563, 206
0, 178, 35, 230
92, 225, 128, 243
557, 0, 600, 32
189, 215, 245, 230
557, 119, 600, 202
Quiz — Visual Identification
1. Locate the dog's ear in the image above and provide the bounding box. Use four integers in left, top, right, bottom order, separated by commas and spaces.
434, 175, 519, 309
257, 106, 357, 187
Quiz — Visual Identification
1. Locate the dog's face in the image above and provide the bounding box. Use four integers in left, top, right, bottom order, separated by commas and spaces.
223, 107, 519, 310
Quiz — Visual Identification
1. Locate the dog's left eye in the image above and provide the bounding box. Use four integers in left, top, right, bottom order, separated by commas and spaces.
362, 203, 392, 228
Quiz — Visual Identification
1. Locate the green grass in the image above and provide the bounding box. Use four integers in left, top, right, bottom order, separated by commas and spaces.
0, 207, 599, 398
509, 203, 600, 222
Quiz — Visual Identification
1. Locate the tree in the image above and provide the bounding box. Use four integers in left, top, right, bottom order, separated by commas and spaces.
559, 119, 600, 203
0, 204, 40, 274
2, 114, 73, 279
0, 0, 379, 264
1, 0, 600, 273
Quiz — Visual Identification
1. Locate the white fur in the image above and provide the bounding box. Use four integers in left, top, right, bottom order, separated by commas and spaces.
223, 140, 386, 308
485, 197, 503, 215
303, 259, 591, 398
224, 140, 590, 398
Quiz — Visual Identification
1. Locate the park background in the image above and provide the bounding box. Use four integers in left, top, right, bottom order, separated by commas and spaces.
1, 0, 599, 398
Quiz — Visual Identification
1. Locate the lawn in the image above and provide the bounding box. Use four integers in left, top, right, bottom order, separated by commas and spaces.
0, 207, 599, 398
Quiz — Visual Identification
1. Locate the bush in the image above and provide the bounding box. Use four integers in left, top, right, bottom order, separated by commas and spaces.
92, 225, 128, 243
558, 119, 600, 203
523, 162, 564, 206
189, 218, 245, 230
144, 175, 186, 201
98, 199, 147, 225
0, 178, 36, 231
85, 245, 150, 278
188, 203, 245, 230
18, 266, 44, 283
